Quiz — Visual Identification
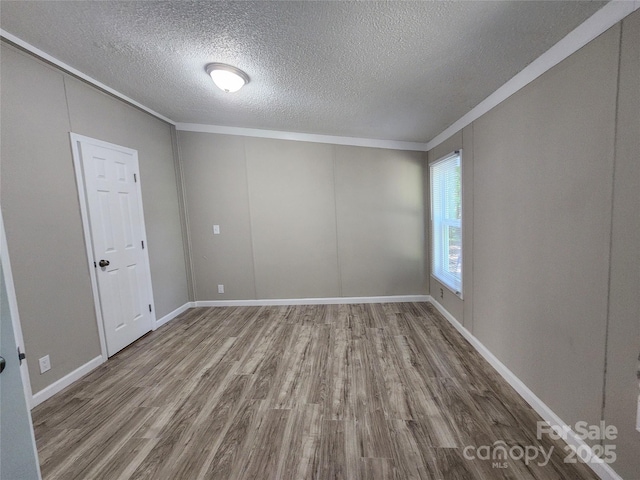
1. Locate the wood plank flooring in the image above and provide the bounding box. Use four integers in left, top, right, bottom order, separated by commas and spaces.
32, 303, 599, 479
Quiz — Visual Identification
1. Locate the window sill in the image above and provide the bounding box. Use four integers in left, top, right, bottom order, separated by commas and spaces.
430, 274, 463, 300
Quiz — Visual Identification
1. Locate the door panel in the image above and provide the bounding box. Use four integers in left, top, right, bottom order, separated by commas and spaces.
1, 213, 41, 480
79, 140, 152, 356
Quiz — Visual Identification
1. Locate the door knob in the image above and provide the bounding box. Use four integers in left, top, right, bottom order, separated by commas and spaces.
99, 259, 110, 267
0, 356, 5, 374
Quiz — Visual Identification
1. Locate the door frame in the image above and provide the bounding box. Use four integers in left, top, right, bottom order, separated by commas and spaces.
70, 133, 157, 360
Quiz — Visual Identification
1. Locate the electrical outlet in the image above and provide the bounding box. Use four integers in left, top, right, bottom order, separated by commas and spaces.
218, 284, 224, 294
39, 355, 51, 374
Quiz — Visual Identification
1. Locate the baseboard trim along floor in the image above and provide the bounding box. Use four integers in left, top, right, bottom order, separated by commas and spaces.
427, 296, 622, 480
155, 302, 193, 330
194, 295, 430, 307
31, 355, 104, 408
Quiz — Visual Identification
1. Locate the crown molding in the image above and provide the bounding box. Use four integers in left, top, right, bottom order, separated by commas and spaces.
176, 123, 428, 151
0, 29, 176, 125
426, 0, 640, 151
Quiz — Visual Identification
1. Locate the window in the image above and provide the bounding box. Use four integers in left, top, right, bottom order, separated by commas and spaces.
430, 151, 462, 296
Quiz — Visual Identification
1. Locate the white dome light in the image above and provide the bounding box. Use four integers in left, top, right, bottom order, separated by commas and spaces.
206, 63, 249, 93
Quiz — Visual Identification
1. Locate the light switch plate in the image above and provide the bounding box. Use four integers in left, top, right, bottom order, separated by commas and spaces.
213, 225, 220, 235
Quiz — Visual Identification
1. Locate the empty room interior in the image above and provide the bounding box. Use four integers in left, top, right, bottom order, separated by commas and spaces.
0, 1, 638, 479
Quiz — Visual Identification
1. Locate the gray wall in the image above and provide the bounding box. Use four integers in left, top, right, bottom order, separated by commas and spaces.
335, 145, 425, 297
0, 43, 189, 394
178, 132, 426, 300
246, 138, 340, 299
603, 10, 640, 479
473, 21, 617, 429
427, 13, 639, 477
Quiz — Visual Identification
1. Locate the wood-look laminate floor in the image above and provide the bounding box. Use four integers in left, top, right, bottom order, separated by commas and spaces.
32, 303, 599, 480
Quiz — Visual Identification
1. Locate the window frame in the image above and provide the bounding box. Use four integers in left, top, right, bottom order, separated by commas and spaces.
430, 150, 463, 298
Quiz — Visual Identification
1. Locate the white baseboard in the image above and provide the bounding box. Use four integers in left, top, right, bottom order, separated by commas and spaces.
30, 301, 195, 409
426, 296, 622, 480
194, 295, 430, 307
154, 301, 195, 329
31, 355, 104, 408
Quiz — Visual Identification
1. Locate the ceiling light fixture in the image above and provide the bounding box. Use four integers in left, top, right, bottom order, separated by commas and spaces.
206, 63, 249, 93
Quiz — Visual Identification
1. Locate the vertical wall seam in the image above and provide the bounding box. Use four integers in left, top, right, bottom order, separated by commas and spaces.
171, 128, 196, 302
243, 139, 259, 299
61, 75, 73, 132
600, 22, 624, 437
470, 121, 475, 336
332, 145, 343, 297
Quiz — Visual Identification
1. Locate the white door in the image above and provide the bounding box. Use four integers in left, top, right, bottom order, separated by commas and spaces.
1, 211, 42, 480
74, 136, 154, 357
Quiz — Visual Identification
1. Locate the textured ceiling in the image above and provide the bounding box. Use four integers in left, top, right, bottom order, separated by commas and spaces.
0, 1, 607, 143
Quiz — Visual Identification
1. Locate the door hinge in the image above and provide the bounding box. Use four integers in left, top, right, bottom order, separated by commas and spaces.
18, 346, 26, 365
134, 173, 137, 183
141, 240, 145, 249
94, 261, 97, 268
149, 304, 152, 313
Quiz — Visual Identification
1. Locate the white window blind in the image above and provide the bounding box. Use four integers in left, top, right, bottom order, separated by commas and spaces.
430, 151, 462, 295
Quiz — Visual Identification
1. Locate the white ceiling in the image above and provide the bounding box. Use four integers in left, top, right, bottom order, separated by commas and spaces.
0, 1, 607, 144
